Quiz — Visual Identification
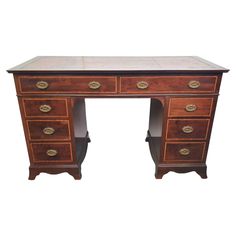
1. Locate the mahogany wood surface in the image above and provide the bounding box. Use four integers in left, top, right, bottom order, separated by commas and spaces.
22, 98, 69, 118
166, 119, 210, 140
19, 76, 117, 94
120, 75, 217, 93
31, 142, 73, 163
8, 56, 229, 180
164, 142, 206, 162
27, 120, 71, 141
168, 98, 214, 117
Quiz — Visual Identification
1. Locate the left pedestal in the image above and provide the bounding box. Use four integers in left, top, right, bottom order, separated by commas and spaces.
17, 96, 90, 180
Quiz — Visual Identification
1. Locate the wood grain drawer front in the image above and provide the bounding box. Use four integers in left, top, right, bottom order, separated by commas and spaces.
31, 143, 73, 163
19, 76, 117, 93
166, 119, 210, 140
164, 142, 206, 162
168, 98, 213, 117
120, 76, 217, 93
27, 120, 70, 141
23, 98, 68, 118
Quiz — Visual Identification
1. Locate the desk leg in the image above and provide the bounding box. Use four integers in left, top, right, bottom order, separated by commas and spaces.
71, 98, 90, 179
146, 98, 164, 178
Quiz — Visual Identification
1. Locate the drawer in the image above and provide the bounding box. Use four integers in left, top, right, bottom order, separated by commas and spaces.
19, 76, 117, 93
22, 98, 68, 117
164, 142, 206, 162
168, 98, 214, 117
120, 76, 217, 93
27, 120, 71, 141
31, 142, 73, 163
166, 119, 210, 140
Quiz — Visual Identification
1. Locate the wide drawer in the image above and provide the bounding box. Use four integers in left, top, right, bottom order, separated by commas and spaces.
19, 76, 117, 93
168, 98, 214, 117
22, 98, 68, 117
166, 119, 210, 140
31, 142, 73, 163
164, 142, 206, 162
27, 120, 71, 141
120, 76, 217, 93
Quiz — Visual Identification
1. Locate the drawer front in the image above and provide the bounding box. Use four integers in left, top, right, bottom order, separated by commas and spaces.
27, 120, 70, 141
168, 98, 213, 117
166, 119, 210, 140
19, 76, 117, 93
31, 143, 73, 163
22, 98, 68, 117
120, 76, 217, 93
164, 142, 206, 162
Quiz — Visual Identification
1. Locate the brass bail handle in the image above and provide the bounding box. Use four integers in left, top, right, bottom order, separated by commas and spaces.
137, 81, 149, 89
179, 148, 190, 156
182, 125, 194, 134
36, 81, 49, 90
39, 104, 52, 113
185, 104, 197, 112
88, 81, 101, 90
46, 149, 58, 157
43, 127, 55, 135
188, 80, 200, 89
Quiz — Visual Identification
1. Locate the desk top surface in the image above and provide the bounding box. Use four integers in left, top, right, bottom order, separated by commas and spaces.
8, 56, 229, 73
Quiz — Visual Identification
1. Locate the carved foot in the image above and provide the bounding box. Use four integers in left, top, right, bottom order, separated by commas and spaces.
155, 165, 208, 179
67, 168, 82, 180
155, 168, 169, 179
29, 168, 40, 180
196, 168, 207, 179
28, 165, 82, 180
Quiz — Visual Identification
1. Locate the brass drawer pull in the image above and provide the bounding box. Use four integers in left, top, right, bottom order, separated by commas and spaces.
182, 125, 194, 133
137, 81, 149, 89
185, 104, 197, 112
46, 149, 58, 157
39, 104, 52, 113
36, 81, 49, 90
188, 80, 200, 89
43, 127, 55, 135
179, 148, 190, 156
88, 81, 101, 90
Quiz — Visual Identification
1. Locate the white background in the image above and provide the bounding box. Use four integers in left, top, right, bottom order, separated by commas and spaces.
0, 0, 235, 235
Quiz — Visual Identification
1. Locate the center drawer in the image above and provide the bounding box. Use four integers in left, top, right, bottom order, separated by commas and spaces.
19, 76, 117, 94
120, 76, 217, 93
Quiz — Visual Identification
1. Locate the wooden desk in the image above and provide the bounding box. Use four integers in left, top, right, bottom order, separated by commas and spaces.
8, 56, 229, 180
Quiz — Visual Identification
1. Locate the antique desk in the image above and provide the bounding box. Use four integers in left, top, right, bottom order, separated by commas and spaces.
8, 56, 228, 180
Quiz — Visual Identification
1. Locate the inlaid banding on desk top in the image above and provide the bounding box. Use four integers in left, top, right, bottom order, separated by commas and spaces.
7, 56, 229, 72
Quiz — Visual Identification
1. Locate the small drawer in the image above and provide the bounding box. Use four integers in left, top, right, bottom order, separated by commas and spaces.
168, 98, 214, 117
19, 76, 117, 94
22, 98, 68, 118
166, 119, 210, 140
27, 120, 71, 141
120, 76, 217, 94
164, 142, 206, 162
31, 142, 73, 163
